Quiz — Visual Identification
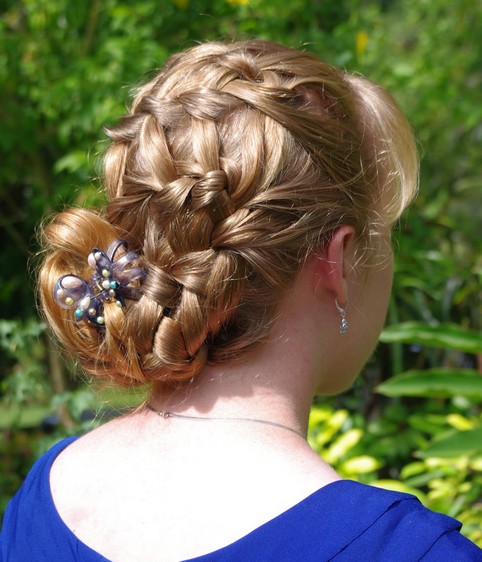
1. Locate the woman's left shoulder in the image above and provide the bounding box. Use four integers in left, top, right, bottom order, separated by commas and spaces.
334, 481, 482, 561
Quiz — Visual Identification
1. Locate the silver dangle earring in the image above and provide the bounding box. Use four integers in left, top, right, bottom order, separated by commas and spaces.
335, 298, 349, 335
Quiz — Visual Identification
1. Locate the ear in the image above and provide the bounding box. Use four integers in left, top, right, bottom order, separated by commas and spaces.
313, 225, 356, 305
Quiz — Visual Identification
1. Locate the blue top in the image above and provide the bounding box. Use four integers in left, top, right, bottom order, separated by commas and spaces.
1, 437, 481, 561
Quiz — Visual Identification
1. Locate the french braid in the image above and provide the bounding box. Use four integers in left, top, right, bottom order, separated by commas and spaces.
39, 40, 418, 387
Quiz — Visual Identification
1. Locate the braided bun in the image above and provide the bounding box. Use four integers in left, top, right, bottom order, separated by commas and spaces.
39, 40, 417, 387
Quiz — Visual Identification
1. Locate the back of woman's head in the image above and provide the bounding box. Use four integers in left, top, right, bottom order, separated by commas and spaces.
39, 40, 418, 388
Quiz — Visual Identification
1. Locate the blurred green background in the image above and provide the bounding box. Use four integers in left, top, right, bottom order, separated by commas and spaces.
1, 0, 481, 544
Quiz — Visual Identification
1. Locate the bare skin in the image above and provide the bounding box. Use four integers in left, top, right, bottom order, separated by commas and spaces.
50, 226, 394, 562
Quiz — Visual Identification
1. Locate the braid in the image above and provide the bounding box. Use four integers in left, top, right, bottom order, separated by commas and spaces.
106, 42, 383, 383
39, 40, 418, 387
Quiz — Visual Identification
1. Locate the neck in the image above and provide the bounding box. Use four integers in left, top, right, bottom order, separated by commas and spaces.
149, 328, 317, 441
148, 262, 331, 441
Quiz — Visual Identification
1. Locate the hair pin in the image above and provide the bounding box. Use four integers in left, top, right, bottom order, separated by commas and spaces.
53, 240, 144, 328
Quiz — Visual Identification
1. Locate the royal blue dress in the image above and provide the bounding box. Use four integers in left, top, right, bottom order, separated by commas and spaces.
1, 437, 481, 561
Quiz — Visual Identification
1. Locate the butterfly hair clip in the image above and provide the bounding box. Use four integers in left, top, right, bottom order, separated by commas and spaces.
53, 240, 145, 328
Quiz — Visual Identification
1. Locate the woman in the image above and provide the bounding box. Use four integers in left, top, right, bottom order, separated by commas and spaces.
1, 40, 481, 561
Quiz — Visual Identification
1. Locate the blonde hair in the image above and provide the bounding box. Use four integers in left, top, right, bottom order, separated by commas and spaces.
39, 40, 418, 388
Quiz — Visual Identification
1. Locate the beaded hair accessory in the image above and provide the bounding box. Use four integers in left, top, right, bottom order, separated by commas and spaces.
53, 240, 144, 328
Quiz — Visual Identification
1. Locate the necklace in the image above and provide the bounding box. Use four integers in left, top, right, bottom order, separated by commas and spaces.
145, 404, 306, 439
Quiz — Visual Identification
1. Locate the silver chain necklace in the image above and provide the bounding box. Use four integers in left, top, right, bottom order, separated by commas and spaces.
146, 404, 306, 439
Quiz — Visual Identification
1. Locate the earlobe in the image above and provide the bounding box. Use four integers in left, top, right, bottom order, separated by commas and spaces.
313, 225, 356, 305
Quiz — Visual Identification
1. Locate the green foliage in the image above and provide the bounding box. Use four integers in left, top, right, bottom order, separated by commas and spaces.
0, 318, 48, 407
378, 321, 482, 460
1, 0, 481, 547
374, 320, 482, 545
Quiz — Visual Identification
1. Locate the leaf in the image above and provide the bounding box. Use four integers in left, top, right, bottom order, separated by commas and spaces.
308, 405, 332, 426
408, 414, 448, 435
339, 455, 382, 475
324, 428, 363, 464
469, 457, 482, 471
418, 428, 482, 459
54, 150, 88, 174
447, 413, 476, 431
371, 479, 426, 503
380, 322, 482, 354
376, 369, 482, 399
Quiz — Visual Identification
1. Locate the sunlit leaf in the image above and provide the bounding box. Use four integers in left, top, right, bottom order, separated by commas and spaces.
324, 428, 363, 464
447, 413, 476, 431
339, 455, 382, 474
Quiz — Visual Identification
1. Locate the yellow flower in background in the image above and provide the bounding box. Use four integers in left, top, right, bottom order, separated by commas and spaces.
356, 31, 369, 55
173, 0, 189, 8
227, 0, 250, 5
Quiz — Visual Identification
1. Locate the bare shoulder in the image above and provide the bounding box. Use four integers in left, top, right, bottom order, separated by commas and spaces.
52, 415, 128, 468
50, 411, 152, 487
